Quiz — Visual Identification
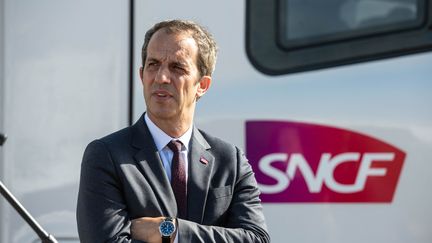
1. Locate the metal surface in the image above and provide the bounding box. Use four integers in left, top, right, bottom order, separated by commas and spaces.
0, 181, 58, 243
0, 133, 6, 146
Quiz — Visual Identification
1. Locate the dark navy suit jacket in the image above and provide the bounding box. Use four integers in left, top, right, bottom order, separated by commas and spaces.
76, 114, 270, 243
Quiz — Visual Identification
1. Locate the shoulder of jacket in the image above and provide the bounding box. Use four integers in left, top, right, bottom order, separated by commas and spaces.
96, 125, 133, 147
197, 129, 239, 152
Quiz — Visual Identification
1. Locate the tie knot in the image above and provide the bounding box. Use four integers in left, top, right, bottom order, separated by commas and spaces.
167, 140, 182, 153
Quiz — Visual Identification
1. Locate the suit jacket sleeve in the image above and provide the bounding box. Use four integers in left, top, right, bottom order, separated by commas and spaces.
77, 124, 270, 243
177, 147, 270, 243
76, 140, 145, 243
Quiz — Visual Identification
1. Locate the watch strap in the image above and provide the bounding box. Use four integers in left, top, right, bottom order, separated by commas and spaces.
162, 236, 170, 243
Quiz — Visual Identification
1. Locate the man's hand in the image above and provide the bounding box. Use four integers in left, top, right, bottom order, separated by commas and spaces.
131, 216, 177, 243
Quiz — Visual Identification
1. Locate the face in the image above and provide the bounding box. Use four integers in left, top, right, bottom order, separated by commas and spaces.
140, 29, 211, 129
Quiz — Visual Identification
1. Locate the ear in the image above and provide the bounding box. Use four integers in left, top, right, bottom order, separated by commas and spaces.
139, 67, 144, 83
196, 76, 212, 99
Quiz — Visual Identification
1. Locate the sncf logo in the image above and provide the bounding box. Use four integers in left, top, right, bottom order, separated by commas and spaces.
246, 121, 405, 203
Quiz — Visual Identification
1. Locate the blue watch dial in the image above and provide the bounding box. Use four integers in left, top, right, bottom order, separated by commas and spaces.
159, 219, 175, 237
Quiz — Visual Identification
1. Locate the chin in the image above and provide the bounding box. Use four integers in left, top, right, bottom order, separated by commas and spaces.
148, 109, 177, 120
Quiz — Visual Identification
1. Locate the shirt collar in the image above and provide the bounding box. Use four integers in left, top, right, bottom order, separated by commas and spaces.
144, 113, 192, 151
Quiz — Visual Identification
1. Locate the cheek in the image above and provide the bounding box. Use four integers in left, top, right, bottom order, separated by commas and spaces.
142, 77, 153, 91
181, 83, 197, 94
142, 71, 154, 84
186, 86, 200, 102
142, 82, 152, 100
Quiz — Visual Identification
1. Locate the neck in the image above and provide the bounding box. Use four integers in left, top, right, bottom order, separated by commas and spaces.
147, 113, 193, 138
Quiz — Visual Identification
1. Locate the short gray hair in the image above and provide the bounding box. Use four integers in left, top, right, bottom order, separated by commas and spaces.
141, 19, 218, 77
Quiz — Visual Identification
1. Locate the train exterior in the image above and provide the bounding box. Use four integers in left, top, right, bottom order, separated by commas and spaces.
1, 0, 431, 242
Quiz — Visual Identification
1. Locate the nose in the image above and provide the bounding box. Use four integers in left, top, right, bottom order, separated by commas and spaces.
155, 65, 170, 84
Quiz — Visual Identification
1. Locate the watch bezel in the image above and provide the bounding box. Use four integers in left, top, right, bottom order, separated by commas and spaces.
159, 217, 176, 237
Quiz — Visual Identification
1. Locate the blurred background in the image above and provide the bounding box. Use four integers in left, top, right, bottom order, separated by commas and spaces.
1, 0, 431, 242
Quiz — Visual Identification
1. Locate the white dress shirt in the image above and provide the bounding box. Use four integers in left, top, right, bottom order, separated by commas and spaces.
144, 113, 192, 181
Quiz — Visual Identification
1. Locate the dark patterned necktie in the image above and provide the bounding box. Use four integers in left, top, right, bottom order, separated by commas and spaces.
167, 140, 187, 218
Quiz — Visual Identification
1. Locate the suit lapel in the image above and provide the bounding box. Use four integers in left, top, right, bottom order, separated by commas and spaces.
132, 116, 177, 217
187, 127, 214, 223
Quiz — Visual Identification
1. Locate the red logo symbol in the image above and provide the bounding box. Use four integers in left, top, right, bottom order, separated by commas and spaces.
246, 121, 405, 203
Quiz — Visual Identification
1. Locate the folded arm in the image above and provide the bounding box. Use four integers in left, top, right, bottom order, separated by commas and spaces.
77, 140, 144, 243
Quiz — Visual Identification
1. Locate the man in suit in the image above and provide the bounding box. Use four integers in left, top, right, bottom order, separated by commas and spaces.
76, 19, 270, 243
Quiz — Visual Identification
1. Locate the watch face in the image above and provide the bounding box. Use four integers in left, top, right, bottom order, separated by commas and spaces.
159, 220, 175, 237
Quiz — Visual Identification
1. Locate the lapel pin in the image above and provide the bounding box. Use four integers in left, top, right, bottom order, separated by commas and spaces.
199, 157, 209, 165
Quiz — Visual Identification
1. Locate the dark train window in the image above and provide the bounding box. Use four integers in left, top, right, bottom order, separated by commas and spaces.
246, 0, 432, 75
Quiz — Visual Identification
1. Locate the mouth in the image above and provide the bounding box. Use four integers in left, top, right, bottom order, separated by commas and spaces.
152, 90, 173, 99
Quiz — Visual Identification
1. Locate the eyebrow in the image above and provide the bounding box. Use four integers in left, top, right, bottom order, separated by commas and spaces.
172, 60, 188, 67
146, 56, 190, 67
145, 57, 160, 64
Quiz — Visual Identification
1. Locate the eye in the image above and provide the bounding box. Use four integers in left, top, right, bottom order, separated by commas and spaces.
146, 60, 160, 68
172, 64, 187, 74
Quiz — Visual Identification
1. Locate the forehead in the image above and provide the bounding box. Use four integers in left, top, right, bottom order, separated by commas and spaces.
146, 29, 198, 63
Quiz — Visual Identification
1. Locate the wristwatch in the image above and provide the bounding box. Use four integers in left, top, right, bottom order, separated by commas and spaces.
159, 217, 176, 243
